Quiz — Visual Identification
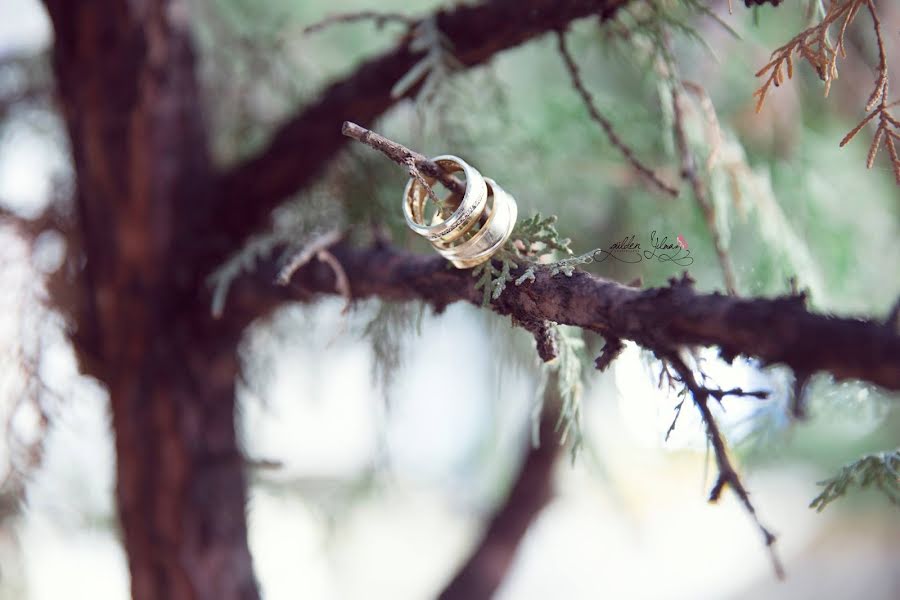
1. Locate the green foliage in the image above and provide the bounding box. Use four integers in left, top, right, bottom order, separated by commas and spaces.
391, 16, 462, 104
809, 449, 900, 511
470, 211, 574, 306
207, 194, 343, 317
511, 213, 572, 259
208, 229, 283, 319
514, 265, 536, 287
547, 248, 606, 277
554, 326, 587, 458
544, 325, 589, 463
361, 300, 424, 394
472, 253, 518, 307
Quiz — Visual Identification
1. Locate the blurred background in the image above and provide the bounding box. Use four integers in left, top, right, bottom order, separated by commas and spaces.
1, 0, 898, 598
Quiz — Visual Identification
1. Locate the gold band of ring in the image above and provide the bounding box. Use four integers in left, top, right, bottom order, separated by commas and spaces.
434, 178, 517, 268
402, 155, 488, 243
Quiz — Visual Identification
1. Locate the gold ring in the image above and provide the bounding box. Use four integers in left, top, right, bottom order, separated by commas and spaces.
402, 155, 488, 243
433, 178, 517, 268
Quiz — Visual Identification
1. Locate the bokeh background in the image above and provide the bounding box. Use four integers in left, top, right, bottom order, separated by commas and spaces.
1, 0, 898, 598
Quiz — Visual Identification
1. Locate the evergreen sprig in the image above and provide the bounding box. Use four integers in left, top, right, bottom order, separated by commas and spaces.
810, 449, 900, 511
552, 325, 588, 463
510, 212, 572, 259
472, 253, 518, 307
530, 325, 589, 464
471, 211, 574, 306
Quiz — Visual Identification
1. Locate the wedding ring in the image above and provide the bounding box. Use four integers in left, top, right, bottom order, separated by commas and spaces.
433, 178, 518, 268
402, 155, 488, 243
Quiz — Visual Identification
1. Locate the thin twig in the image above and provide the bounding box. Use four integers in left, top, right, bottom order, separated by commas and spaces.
706, 386, 770, 401
303, 11, 416, 35
276, 228, 344, 285
682, 81, 723, 171
838, 0, 900, 184
669, 79, 739, 295
316, 248, 352, 314
663, 351, 784, 579
556, 30, 679, 198
756, 0, 900, 184
341, 121, 467, 208
665, 398, 685, 441
404, 158, 444, 210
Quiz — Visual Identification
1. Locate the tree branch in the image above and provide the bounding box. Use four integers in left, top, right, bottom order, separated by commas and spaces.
341, 120, 466, 196
661, 350, 784, 578
214, 0, 631, 250
438, 380, 563, 600
226, 242, 900, 392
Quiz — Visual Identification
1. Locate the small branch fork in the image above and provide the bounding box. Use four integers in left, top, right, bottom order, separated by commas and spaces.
661, 351, 784, 579
276, 229, 351, 313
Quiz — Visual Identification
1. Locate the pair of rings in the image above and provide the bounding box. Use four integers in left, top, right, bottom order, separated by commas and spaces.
402, 155, 518, 268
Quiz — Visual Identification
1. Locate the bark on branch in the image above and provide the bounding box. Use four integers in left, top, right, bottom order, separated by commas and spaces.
342, 121, 466, 196
41, 2, 258, 598
214, 0, 630, 250
233, 241, 900, 392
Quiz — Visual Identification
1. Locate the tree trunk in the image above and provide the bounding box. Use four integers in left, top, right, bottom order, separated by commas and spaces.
41, 1, 258, 598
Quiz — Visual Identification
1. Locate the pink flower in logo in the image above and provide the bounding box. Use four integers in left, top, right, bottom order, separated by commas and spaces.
676, 234, 689, 250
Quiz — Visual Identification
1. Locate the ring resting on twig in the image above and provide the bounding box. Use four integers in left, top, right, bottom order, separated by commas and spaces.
402, 155, 518, 268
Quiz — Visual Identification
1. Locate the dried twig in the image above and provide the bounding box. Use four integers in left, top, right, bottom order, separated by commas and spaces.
669, 80, 739, 295
302, 11, 416, 35
341, 121, 466, 207
706, 386, 770, 401
316, 249, 352, 314
755, 0, 900, 184
556, 30, 679, 197
839, 1, 900, 184
276, 228, 344, 285
276, 229, 352, 312
662, 351, 784, 578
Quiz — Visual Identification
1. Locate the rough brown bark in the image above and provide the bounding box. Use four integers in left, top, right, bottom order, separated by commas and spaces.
234, 242, 900, 392
42, 2, 257, 599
